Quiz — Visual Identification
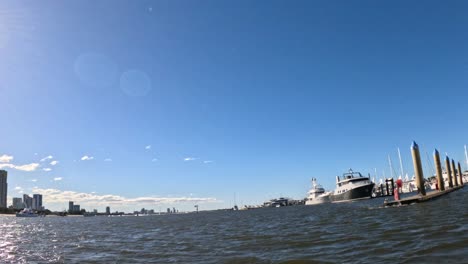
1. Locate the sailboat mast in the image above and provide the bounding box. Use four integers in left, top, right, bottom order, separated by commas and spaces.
388, 155, 394, 178
397, 148, 404, 178
465, 145, 468, 170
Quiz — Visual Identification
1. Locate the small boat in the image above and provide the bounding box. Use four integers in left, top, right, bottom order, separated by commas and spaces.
16, 208, 39, 218
330, 169, 375, 203
305, 178, 330, 205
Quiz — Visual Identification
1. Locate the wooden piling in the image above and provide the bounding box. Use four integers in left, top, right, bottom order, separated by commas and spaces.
458, 162, 464, 185
445, 156, 453, 188
434, 149, 444, 191
411, 141, 426, 196
451, 159, 458, 187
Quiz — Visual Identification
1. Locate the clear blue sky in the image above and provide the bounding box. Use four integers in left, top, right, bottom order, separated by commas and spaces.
1, 0, 468, 211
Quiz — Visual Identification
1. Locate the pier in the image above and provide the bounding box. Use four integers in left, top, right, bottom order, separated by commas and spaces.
384, 185, 465, 207
384, 141, 466, 207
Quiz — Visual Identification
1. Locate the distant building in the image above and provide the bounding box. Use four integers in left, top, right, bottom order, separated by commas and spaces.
12, 197, 24, 209
0, 170, 7, 208
23, 194, 33, 209
106, 206, 110, 214
69, 201, 74, 213
167, 208, 171, 213
32, 194, 43, 210
73, 204, 80, 212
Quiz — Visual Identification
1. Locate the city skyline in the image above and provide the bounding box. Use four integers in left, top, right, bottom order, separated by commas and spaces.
2, 1, 468, 212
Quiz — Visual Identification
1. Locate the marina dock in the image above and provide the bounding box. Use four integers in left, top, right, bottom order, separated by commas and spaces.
384, 185, 465, 207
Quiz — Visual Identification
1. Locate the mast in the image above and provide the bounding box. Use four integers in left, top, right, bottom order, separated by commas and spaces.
388, 155, 394, 178
465, 145, 468, 170
398, 148, 404, 178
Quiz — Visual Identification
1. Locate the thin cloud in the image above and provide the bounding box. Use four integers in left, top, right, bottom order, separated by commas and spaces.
43, 168, 52, 172
104, 158, 112, 162
0, 163, 40, 172
184, 157, 198, 161
145, 145, 151, 150
0, 154, 14, 163
53, 177, 63, 181
50, 160, 59, 166
14, 186, 24, 194
40, 155, 53, 162
152, 158, 158, 162
203, 160, 214, 164
32, 188, 218, 206
31, 179, 38, 182
81, 155, 94, 161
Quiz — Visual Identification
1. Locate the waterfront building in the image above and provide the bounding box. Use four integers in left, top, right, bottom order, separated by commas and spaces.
23, 194, 33, 209
69, 201, 74, 213
32, 194, 43, 210
106, 206, 110, 214
73, 204, 80, 212
12, 197, 24, 209
0, 170, 7, 208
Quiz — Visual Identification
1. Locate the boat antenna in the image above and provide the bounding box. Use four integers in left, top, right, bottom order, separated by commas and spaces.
397, 148, 404, 178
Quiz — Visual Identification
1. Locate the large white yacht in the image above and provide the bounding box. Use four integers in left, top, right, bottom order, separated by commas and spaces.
305, 178, 330, 205
330, 169, 374, 203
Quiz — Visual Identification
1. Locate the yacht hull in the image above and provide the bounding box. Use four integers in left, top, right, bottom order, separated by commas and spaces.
330, 183, 374, 203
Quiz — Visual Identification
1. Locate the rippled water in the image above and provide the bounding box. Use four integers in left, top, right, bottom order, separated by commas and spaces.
1, 188, 467, 263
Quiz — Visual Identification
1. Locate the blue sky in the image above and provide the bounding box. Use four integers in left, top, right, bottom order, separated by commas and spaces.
1, 0, 468, 211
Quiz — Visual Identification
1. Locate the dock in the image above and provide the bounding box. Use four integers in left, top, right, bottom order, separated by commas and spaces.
384, 185, 465, 207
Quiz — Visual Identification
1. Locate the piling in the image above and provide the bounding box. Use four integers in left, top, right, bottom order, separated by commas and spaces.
445, 156, 453, 188
411, 141, 426, 196
451, 159, 458, 187
433, 149, 444, 191
458, 162, 464, 185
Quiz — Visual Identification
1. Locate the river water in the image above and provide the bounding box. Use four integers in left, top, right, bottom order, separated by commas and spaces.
1, 188, 467, 263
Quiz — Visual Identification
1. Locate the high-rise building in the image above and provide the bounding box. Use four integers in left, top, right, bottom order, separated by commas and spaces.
106, 206, 110, 214
0, 170, 7, 208
12, 197, 24, 209
69, 201, 74, 213
32, 194, 43, 210
23, 194, 33, 209
73, 204, 80, 212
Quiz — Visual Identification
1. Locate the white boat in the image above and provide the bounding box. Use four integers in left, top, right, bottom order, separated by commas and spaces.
305, 178, 330, 205
330, 169, 374, 203
16, 208, 39, 218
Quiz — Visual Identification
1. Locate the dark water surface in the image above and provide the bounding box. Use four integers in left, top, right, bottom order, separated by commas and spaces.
1, 188, 467, 263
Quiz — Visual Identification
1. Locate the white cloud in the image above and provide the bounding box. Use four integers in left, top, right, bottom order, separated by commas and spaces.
32, 188, 218, 207
53, 177, 63, 181
203, 160, 214, 164
152, 158, 158, 162
43, 168, 52, 172
31, 179, 38, 182
145, 145, 151, 150
0, 154, 14, 163
50, 160, 58, 166
14, 186, 24, 194
104, 158, 112, 162
81, 155, 94, 161
40, 155, 53, 162
184, 157, 198, 161
0, 163, 40, 172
